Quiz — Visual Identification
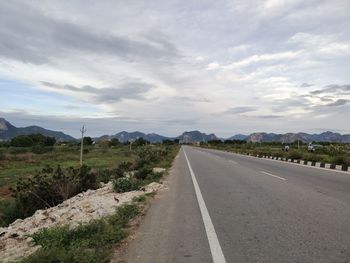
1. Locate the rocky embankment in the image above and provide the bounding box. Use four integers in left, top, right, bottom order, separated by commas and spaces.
0, 180, 164, 262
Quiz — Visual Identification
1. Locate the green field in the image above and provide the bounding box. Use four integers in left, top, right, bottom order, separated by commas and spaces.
0, 144, 179, 198
0, 145, 134, 191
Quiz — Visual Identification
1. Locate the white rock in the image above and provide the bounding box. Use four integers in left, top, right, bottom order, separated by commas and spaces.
0, 181, 164, 262
152, 167, 166, 173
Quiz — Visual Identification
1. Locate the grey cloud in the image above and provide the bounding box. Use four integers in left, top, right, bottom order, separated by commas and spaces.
271, 97, 312, 112
236, 114, 284, 119
252, 115, 284, 119
319, 96, 334, 102
161, 119, 198, 125
41, 81, 154, 103
0, 1, 180, 64
301, 83, 314, 87
325, 99, 350, 107
172, 96, 212, 103
310, 85, 350, 95
225, 106, 258, 114
64, 105, 80, 110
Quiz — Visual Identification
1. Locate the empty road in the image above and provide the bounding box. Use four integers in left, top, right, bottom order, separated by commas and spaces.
121, 146, 350, 263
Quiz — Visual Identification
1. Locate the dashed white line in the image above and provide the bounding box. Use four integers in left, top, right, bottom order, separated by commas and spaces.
261, 171, 287, 181
183, 148, 227, 263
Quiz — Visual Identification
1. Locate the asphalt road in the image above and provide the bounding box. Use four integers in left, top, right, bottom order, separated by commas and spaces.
121, 146, 350, 263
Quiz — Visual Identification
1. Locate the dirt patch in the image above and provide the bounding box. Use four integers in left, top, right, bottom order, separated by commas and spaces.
0, 186, 12, 198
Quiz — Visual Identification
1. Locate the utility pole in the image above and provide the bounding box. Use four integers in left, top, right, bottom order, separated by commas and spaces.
129, 139, 134, 151
80, 125, 87, 166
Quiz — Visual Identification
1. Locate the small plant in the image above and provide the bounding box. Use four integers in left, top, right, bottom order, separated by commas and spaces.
132, 195, 146, 203
22, 204, 139, 263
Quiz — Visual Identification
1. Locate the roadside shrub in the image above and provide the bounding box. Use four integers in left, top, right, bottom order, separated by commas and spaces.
287, 151, 303, 160
96, 169, 114, 184
96, 167, 126, 184
134, 158, 150, 170
113, 177, 139, 193
13, 165, 98, 219
332, 155, 349, 166
0, 200, 21, 227
118, 161, 134, 172
134, 167, 152, 180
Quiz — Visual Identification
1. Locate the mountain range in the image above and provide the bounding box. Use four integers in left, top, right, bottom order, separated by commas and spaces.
245, 132, 350, 143
0, 118, 75, 141
96, 131, 168, 143
1, 118, 350, 143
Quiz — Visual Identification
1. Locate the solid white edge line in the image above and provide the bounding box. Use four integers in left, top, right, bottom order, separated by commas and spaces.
183, 148, 227, 263
261, 171, 287, 181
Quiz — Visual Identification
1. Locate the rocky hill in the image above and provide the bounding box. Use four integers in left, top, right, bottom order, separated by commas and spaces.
178, 130, 218, 143
227, 134, 248, 141
0, 118, 75, 141
96, 131, 168, 143
245, 132, 350, 143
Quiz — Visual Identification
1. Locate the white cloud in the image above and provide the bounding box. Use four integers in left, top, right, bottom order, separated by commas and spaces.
0, 0, 350, 136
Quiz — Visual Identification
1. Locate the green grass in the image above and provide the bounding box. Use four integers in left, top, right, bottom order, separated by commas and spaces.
21, 204, 140, 263
0, 145, 134, 188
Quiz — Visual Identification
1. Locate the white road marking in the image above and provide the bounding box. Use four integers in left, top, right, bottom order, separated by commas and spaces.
261, 171, 287, 181
231, 151, 350, 175
183, 148, 227, 263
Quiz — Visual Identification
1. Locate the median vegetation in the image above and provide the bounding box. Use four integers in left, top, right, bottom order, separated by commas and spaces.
201, 140, 350, 168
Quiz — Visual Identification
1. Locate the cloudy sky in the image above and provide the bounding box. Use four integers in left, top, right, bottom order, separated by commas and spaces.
1, 0, 350, 138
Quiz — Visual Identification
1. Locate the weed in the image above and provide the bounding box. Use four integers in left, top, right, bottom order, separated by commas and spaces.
22, 204, 139, 263
132, 195, 146, 203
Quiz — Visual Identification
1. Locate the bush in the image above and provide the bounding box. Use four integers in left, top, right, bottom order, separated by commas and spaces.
0, 200, 21, 227
11, 135, 34, 147
108, 138, 121, 147
287, 151, 303, 160
332, 155, 349, 166
134, 167, 152, 180
13, 165, 98, 219
96, 167, 126, 184
118, 161, 134, 172
113, 177, 139, 193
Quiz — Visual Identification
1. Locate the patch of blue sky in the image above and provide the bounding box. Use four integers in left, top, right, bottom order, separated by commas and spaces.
0, 78, 98, 116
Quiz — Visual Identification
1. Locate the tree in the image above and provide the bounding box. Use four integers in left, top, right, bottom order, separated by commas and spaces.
133, 138, 149, 146
83, 136, 93, 146
10, 135, 34, 147
109, 138, 121, 147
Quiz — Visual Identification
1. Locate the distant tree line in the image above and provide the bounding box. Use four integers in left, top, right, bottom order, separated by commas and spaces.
10, 134, 56, 147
